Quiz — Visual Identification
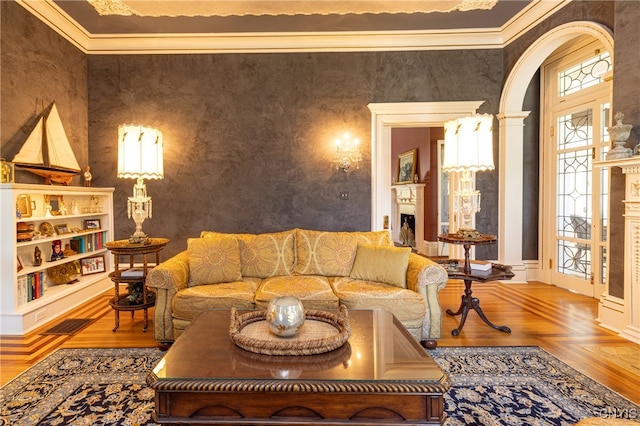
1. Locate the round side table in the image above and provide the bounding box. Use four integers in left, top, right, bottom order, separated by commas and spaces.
105, 238, 169, 332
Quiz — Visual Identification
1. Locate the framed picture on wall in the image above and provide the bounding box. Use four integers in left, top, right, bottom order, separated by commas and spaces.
396, 149, 417, 184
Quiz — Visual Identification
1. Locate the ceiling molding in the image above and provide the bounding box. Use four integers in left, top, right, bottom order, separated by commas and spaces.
17, 0, 567, 55
84, 30, 506, 55
88, 0, 498, 17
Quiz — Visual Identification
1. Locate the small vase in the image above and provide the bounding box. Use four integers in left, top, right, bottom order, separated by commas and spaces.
266, 296, 305, 337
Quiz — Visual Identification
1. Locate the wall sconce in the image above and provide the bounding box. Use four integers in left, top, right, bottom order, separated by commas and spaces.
117, 124, 164, 244
334, 132, 362, 172
442, 114, 494, 238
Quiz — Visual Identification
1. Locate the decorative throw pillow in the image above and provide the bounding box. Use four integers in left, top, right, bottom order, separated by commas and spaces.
349, 244, 411, 288
295, 229, 360, 276
202, 230, 295, 278
187, 236, 242, 286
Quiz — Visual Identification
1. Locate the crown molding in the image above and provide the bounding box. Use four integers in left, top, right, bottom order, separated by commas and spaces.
500, 0, 570, 46
17, 0, 567, 55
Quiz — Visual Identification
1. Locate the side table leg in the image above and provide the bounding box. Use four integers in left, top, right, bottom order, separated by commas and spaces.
470, 297, 511, 333
447, 280, 511, 335
446, 295, 465, 316
143, 308, 148, 332
451, 302, 470, 336
113, 310, 120, 332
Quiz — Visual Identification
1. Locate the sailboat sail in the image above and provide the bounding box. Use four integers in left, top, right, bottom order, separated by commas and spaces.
12, 102, 81, 185
12, 117, 44, 166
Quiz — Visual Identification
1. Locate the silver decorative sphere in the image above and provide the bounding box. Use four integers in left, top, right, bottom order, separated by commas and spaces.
266, 296, 305, 337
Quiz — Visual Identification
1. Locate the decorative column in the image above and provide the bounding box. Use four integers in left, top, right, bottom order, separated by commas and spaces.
595, 157, 640, 344
496, 112, 530, 283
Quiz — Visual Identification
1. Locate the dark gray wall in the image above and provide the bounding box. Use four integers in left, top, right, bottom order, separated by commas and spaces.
2, 0, 635, 291
610, 0, 640, 299
522, 71, 540, 261
87, 51, 503, 258
0, 2, 88, 184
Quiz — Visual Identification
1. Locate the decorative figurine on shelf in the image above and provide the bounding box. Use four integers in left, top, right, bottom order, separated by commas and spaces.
71, 199, 79, 215
50, 239, 64, 261
63, 243, 76, 257
414, 174, 419, 183
44, 195, 53, 218
84, 166, 92, 187
58, 196, 67, 216
33, 247, 42, 266
1, 158, 14, 183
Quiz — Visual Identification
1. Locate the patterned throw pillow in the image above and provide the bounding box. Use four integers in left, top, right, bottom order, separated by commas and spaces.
349, 243, 411, 288
187, 236, 242, 286
295, 229, 393, 276
201, 230, 295, 278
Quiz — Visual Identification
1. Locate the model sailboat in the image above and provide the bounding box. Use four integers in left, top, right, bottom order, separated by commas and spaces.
12, 102, 81, 185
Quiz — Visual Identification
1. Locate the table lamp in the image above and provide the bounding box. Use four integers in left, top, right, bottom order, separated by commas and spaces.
117, 125, 163, 244
442, 114, 494, 238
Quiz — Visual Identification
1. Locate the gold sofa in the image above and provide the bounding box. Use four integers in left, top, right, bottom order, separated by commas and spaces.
147, 228, 448, 348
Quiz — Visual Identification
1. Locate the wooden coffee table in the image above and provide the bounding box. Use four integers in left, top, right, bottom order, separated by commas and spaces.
147, 309, 450, 425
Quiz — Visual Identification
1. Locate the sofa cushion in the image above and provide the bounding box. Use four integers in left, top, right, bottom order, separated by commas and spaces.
254, 275, 339, 310
172, 277, 261, 321
187, 236, 242, 286
331, 277, 425, 327
201, 230, 295, 278
349, 244, 411, 288
295, 229, 393, 276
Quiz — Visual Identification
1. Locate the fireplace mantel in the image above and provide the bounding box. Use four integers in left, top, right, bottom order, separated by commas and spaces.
391, 184, 425, 254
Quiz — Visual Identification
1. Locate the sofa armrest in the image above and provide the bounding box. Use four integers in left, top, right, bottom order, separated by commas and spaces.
147, 250, 190, 343
406, 253, 448, 341
407, 253, 448, 293
147, 250, 190, 291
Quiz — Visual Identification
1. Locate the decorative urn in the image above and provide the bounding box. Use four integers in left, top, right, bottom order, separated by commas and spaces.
606, 112, 633, 160
266, 296, 305, 337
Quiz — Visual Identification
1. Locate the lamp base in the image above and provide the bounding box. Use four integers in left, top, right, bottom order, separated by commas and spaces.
454, 228, 482, 239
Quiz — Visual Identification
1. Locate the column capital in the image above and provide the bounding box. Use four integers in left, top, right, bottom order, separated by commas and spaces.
497, 111, 531, 121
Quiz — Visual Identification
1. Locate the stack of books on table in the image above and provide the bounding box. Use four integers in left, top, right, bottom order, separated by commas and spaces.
470, 260, 493, 274
119, 267, 145, 278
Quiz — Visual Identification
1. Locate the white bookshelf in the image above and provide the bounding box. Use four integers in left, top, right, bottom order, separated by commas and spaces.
0, 183, 114, 334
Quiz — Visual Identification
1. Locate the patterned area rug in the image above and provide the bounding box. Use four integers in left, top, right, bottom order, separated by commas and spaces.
1, 346, 638, 425
430, 346, 640, 425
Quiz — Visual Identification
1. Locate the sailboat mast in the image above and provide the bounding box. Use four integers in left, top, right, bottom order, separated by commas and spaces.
41, 104, 50, 168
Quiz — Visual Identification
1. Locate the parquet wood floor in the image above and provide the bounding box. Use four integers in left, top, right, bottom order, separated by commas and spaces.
1, 279, 639, 405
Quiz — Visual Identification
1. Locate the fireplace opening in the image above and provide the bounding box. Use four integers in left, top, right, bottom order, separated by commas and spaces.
400, 213, 416, 247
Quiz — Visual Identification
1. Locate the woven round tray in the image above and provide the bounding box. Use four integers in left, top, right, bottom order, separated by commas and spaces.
229, 305, 351, 356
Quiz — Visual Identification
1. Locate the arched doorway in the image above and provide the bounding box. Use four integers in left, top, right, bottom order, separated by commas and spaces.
498, 21, 613, 282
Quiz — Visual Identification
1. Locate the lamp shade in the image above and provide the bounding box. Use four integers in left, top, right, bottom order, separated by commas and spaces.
117, 125, 164, 179
442, 114, 495, 172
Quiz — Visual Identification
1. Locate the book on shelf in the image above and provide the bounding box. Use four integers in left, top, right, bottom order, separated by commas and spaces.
18, 271, 46, 303
470, 260, 492, 271
70, 231, 107, 254
120, 267, 145, 278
